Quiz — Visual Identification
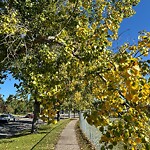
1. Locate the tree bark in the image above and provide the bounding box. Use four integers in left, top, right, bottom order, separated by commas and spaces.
56, 110, 60, 121
68, 110, 71, 118
31, 99, 40, 133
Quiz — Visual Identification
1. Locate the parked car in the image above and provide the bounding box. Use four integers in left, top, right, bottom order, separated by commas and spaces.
0, 114, 16, 123
25, 113, 34, 118
0, 115, 8, 123
7, 114, 16, 122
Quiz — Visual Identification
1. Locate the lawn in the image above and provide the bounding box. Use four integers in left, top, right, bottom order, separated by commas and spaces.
0, 119, 70, 150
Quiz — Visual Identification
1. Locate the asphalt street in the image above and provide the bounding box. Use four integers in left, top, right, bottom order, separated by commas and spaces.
0, 117, 42, 138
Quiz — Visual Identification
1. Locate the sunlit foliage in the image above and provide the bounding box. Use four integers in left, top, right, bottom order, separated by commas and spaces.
0, 0, 149, 149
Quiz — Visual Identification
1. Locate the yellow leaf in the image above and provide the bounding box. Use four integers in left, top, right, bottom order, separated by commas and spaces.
146, 42, 150, 48
135, 138, 141, 144
133, 65, 140, 72
129, 46, 137, 51
52, 120, 57, 124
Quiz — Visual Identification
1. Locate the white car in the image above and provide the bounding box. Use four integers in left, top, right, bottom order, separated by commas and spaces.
0, 114, 15, 123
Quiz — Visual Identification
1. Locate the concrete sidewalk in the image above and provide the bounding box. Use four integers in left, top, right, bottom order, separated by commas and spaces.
55, 119, 80, 150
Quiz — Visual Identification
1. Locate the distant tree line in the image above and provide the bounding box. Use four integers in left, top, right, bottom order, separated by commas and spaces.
0, 94, 33, 114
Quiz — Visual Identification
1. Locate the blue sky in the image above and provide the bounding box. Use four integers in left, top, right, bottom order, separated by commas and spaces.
0, 0, 150, 100
118, 0, 150, 45
0, 74, 20, 100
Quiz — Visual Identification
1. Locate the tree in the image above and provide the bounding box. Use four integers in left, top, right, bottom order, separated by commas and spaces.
5, 94, 32, 114
0, 94, 5, 113
0, 0, 79, 131
1, 0, 150, 149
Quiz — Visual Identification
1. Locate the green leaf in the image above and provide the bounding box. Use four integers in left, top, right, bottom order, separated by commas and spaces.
108, 144, 113, 149
69, 0, 76, 3
146, 143, 150, 150
106, 131, 110, 138
124, 145, 128, 149
112, 141, 117, 146
99, 126, 104, 133
101, 146, 105, 150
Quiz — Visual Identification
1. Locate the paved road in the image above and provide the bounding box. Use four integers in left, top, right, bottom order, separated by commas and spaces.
0, 118, 31, 138
0, 117, 43, 138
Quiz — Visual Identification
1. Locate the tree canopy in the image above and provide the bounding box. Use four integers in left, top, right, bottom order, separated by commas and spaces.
0, 0, 150, 149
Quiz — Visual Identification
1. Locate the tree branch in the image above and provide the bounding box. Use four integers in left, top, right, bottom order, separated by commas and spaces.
136, 49, 150, 58
56, 0, 79, 37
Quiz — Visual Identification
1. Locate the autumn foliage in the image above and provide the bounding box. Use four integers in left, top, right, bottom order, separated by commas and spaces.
0, 0, 149, 149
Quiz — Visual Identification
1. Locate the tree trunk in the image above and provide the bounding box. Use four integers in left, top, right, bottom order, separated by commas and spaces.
56, 110, 60, 121
31, 100, 40, 133
68, 110, 71, 118
73, 109, 76, 118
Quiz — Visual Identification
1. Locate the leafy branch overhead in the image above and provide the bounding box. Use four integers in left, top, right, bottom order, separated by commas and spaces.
0, 0, 150, 149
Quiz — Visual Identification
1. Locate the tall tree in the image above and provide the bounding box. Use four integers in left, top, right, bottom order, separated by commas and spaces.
0, 94, 5, 113
0, 0, 150, 149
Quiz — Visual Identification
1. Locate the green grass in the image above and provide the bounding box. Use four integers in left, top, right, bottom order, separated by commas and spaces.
0, 119, 70, 150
